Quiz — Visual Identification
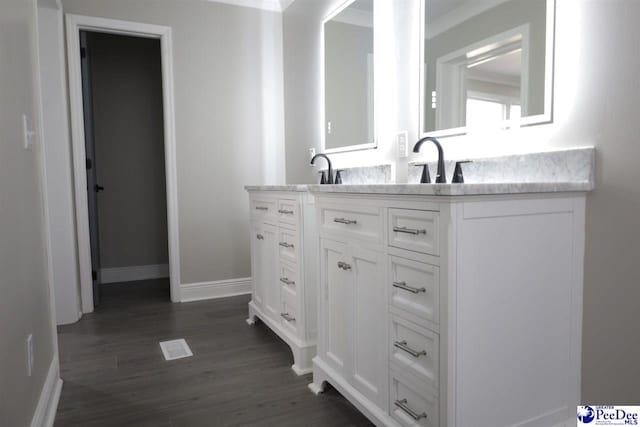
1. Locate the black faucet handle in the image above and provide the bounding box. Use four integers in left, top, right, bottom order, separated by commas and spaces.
414, 163, 431, 184
319, 171, 327, 184
452, 161, 472, 184
334, 170, 344, 184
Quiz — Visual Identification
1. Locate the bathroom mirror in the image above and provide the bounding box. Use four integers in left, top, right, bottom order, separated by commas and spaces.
420, 0, 555, 137
323, 0, 375, 153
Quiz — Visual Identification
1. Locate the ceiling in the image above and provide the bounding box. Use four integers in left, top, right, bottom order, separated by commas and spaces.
206, 0, 295, 13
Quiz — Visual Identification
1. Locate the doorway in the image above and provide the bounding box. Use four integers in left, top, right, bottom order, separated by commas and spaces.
66, 15, 181, 313
80, 31, 169, 307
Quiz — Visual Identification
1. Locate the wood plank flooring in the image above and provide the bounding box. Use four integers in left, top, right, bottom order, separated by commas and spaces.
55, 279, 372, 426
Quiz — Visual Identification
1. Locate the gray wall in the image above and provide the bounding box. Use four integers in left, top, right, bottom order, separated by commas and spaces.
88, 32, 168, 269
0, 0, 57, 424
324, 21, 373, 149
283, 0, 640, 403
62, 0, 286, 285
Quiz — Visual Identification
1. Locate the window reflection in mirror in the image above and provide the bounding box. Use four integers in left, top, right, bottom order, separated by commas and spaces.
324, 0, 375, 153
421, 0, 555, 136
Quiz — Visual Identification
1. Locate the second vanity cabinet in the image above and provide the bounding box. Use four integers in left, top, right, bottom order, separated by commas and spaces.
246, 188, 318, 375
308, 189, 587, 427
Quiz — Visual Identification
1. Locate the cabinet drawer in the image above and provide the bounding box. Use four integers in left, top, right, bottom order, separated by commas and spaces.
280, 286, 298, 335
320, 204, 383, 243
250, 198, 277, 221
277, 199, 299, 227
278, 261, 298, 295
389, 256, 439, 325
278, 229, 298, 264
388, 209, 439, 255
390, 315, 439, 388
389, 372, 438, 427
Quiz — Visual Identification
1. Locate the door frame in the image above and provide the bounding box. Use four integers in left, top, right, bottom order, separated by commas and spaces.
65, 14, 181, 312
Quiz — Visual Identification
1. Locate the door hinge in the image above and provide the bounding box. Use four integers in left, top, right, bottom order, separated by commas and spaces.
86, 158, 92, 170
92, 270, 97, 281
81, 47, 87, 59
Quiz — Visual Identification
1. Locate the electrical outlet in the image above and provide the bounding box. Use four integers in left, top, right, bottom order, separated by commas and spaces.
26, 334, 34, 377
397, 131, 409, 158
309, 147, 316, 162
22, 114, 36, 150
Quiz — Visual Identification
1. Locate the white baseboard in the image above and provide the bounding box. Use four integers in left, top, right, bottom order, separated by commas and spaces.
30, 357, 63, 427
180, 277, 252, 302
100, 264, 169, 284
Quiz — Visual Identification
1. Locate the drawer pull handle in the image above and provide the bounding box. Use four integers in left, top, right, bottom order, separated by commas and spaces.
334, 217, 357, 225
280, 277, 295, 285
394, 340, 427, 358
337, 261, 352, 271
393, 226, 426, 235
394, 399, 427, 421
255, 206, 269, 211
393, 281, 426, 294
280, 312, 295, 322
279, 242, 294, 248
278, 209, 294, 215
256, 234, 264, 240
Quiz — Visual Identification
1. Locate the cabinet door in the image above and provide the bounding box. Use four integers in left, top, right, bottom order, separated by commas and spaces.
350, 245, 386, 407
320, 238, 351, 378
259, 223, 279, 320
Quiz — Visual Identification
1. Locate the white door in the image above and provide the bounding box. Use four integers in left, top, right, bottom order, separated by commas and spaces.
320, 238, 351, 378
259, 222, 279, 320
350, 245, 386, 406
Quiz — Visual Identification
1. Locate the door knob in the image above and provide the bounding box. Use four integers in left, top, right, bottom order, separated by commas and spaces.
95, 185, 105, 192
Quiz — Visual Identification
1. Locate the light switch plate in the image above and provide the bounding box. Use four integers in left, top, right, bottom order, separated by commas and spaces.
22, 114, 35, 150
26, 334, 33, 377
397, 131, 408, 158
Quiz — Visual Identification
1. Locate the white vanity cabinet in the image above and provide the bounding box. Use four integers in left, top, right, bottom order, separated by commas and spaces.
246, 188, 317, 375
309, 189, 586, 427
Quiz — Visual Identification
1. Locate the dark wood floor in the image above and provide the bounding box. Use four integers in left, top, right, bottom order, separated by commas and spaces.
55, 279, 372, 427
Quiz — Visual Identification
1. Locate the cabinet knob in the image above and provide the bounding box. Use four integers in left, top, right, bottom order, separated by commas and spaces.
256, 234, 264, 240
280, 312, 295, 322
337, 261, 352, 271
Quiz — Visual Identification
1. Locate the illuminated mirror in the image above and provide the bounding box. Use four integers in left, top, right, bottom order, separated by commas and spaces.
323, 0, 375, 153
420, 0, 555, 137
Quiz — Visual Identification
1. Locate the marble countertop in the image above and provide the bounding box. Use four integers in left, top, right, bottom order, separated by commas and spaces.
306, 182, 593, 196
246, 182, 592, 196
245, 185, 309, 192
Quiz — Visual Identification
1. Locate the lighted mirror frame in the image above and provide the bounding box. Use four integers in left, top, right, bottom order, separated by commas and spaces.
321, 0, 377, 154
418, 0, 557, 138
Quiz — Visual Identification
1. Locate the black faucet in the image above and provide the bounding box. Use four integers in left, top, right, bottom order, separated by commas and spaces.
412, 137, 446, 183
310, 153, 334, 184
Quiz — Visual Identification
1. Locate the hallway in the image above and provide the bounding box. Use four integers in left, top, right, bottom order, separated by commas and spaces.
55, 281, 370, 426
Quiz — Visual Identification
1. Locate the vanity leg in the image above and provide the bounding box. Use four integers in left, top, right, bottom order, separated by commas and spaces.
246, 302, 257, 325
291, 345, 315, 376
308, 365, 328, 395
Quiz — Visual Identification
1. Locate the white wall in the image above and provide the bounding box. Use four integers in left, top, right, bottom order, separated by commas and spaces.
0, 0, 59, 424
37, 0, 81, 325
283, 0, 640, 403
60, 0, 286, 291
